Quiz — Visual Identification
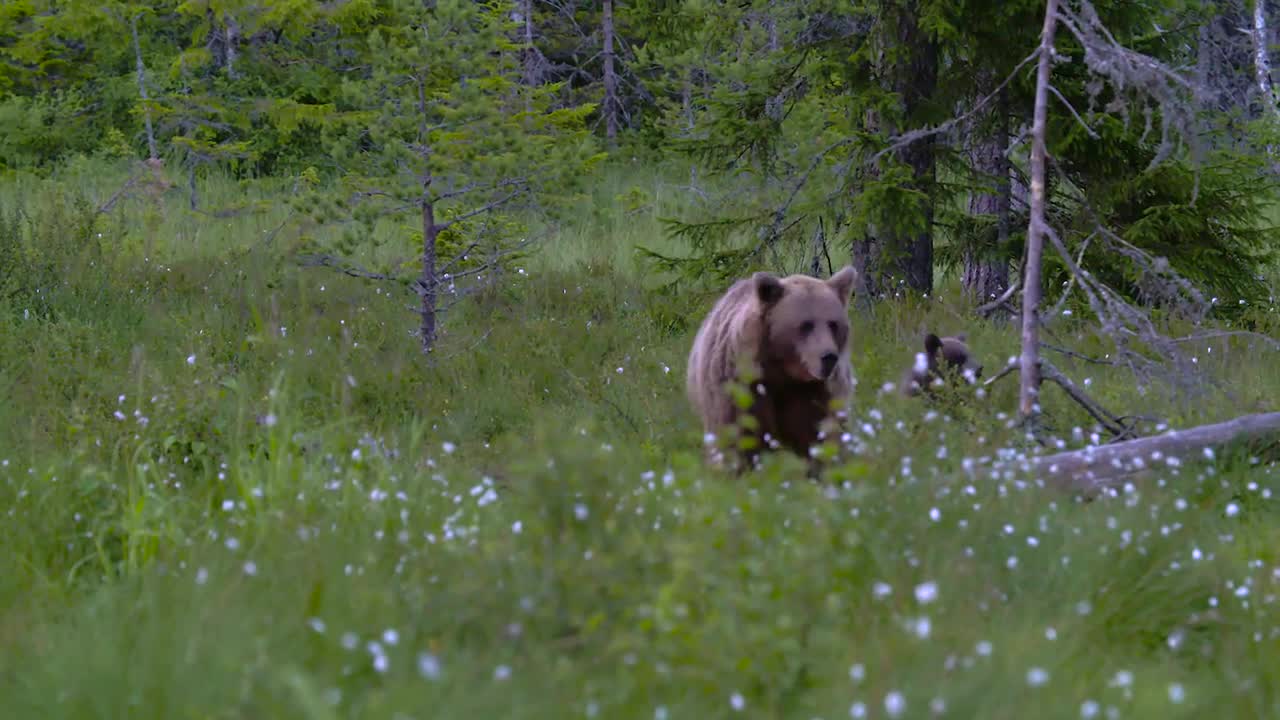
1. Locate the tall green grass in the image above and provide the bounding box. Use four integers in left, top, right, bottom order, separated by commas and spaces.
1, 156, 1279, 719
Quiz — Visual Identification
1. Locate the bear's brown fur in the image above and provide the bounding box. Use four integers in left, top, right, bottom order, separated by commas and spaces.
686, 266, 858, 470
900, 332, 983, 397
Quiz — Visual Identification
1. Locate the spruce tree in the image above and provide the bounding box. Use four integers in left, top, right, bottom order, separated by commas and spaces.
297, 0, 603, 355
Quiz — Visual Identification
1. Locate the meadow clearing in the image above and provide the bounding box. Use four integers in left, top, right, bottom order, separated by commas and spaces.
1, 156, 1279, 719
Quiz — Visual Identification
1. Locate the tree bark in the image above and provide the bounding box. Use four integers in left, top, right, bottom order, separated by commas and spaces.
682, 70, 694, 132
1020, 0, 1060, 420
1012, 412, 1280, 492
224, 14, 239, 80
964, 79, 1011, 311
420, 194, 439, 355
130, 14, 158, 161
602, 0, 619, 147
857, 2, 938, 297
1252, 0, 1277, 116
891, 2, 937, 295
518, 0, 543, 97
852, 108, 883, 304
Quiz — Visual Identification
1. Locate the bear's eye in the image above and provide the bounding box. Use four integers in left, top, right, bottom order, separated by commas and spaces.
799, 321, 814, 335
828, 321, 840, 336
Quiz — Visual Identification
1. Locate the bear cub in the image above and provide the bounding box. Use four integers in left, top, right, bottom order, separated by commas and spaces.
901, 332, 983, 397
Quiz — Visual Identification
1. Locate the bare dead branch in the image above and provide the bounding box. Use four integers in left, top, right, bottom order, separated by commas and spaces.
432, 327, 495, 362
1040, 359, 1133, 438
870, 50, 1039, 165
295, 253, 417, 293
1047, 83, 1099, 139
1041, 342, 1117, 366
984, 359, 1020, 388
1054, 0, 1199, 172
1165, 330, 1280, 351
439, 235, 538, 283
204, 210, 295, 284
766, 137, 855, 243
1046, 231, 1094, 321
95, 165, 150, 216
986, 356, 1139, 439
437, 187, 528, 230
976, 280, 1021, 317
435, 177, 528, 202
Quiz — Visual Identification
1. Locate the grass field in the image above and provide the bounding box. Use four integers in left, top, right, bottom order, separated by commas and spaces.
2, 156, 1280, 719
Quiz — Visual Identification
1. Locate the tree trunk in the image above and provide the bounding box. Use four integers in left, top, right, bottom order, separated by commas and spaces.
1007, 412, 1280, 493
1252, 0, 1277, 116
964, 79, 1010, 311
859, 1, 938, 297
895, 2, 937, 295
852, 107, 884, 304
130, 14, 158, 161
682, 70, 694, 132
1020, 0, 1060, 420
519, 0, 542, 94
602, 0, 619, 147
420, 195, 439, 355
224, 15, 239, 80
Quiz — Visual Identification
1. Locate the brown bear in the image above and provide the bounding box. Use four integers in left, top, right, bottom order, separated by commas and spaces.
900, 332, 983, 397
686, 266, 858, 471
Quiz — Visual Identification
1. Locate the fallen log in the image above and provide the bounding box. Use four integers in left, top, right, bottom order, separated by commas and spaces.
1007, 412, 1280, 493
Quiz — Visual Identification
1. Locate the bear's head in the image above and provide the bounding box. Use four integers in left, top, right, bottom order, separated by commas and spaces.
905, 332, 983, 395
754, 266, 858, 384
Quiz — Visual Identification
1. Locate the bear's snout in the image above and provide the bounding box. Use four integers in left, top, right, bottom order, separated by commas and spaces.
820, 352, 839, 378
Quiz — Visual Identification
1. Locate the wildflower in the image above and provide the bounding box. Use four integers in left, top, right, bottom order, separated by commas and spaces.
418, 652, 442, 680
914, 581, 939, 605
884, 691, 906, 717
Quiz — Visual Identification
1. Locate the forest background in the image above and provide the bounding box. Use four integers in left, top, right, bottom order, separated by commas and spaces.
3, 1, 1280, 717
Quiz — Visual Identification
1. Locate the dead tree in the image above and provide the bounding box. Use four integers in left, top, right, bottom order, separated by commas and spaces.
602, 0, 620, 147
1019, 0, 1059, 421
1252, 0, 1278, 117
129, 12, 158, 161
966, 0, 1280, 475
1001, 411, 1280, 492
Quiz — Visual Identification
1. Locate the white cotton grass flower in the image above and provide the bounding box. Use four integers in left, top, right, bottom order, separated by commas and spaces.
417, 652, 442, 680
884, 691, 906, 717
914, 581, 939, 605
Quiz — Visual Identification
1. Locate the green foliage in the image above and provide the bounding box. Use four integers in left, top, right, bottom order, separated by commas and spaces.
1038, 115, 1279, 313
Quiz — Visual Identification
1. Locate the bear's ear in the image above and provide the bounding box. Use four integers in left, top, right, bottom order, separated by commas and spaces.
924, 333, 942, 356
754, 272, 785, 305
826, 265, 858, 304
